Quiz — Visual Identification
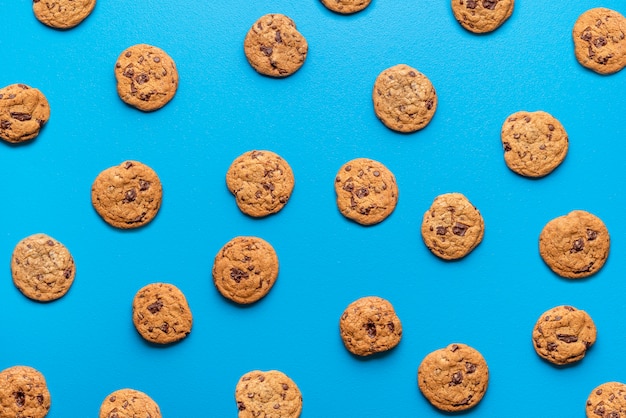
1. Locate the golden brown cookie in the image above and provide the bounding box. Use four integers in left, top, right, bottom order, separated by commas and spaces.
99, 388, 162, 418
334, 158, 398, 225
451, 0, 514, 33
226, 150, 295, 217
11, 233, 76, 302
114, 44, 179, 111
417, 343, 489, 412
421, 193, 484, 260
0, 84, 50, 144
586, 382, 626, 418
235, 370, 302, 418
91, 160, 163, 229
372, 64, 437, 133
339, 296, 402, 356
539, 210, 610, 279
244, 14, 308, 77
33, 0, 96, 29
212, 236, 279, 304
132, 282, 193, 344
0, 365, 51, 418
573, 8, 626, 75
501, 110, 568, 177
321, 0, 371, 14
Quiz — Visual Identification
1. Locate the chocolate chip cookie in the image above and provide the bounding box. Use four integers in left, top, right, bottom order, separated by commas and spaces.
99, 388, 162, 418
235, 370, 302, 417
0, 83, 50, 144
321, 0, 371, 14
573, 8, 626, 75
586, 382, 626, 418
0, 365, 51, 418
33, 0, 96, 29
451, 0, 514, 33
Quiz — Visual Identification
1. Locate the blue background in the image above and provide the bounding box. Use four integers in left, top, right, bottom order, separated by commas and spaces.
2, 1, 626, 416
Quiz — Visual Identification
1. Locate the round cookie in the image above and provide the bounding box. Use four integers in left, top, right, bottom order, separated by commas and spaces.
417, 343, 489, 412
235, 370, 302, 417
334, 158, 398, 225
339, 296, 403, 356
320, 0, 371, 14
132, 282, 193, 344
586, 382, 626, 418
532, 305, 597, 365
213, 236, 279, 304
451, 0, 514, 34
11, 233, 76, 302
0, 365, 51, 418
244, 14, 308, 77
501, 111, 569, 177
33, 0, 96, 29
421, 192, 484, 260
91, 160, 163, 229
372, 64, 437, 133
226, 150, 295, 217
0, 83, 50, 144
573, 8, 626, 75
539, 210, 610, 279
99, 388, 162, 418
114, 44, 179, 111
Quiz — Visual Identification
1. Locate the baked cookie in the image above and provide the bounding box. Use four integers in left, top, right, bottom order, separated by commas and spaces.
501, 111, 568, 177
372, 64, 437, 133
244, 14, 308, 77
11, 233, 76, 302
539, 210, 610, 279
91, 160, 163, 229
417, 343, 489, 412
532, 305, 596, 365
0, 365, 51, 418
586, 382, 626, 418
99, 388, 162, 418
339, 296, 402, 356
226, 150, 294, 217
451, 0, 514, 33
0, 83, 50, 144
320, 0, 371, 14
421, 193, 484, 260
334, 158, 398, 225
132, 282, 193, 344
235, 370, 302, 417
33, 0, 96, 29
573, 8, 626, 75
213, 236, 279, 304
114, 44, 179, 111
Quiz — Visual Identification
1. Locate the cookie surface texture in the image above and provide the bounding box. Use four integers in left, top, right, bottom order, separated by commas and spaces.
451, 0, 514, 33
33, 0, 96, 29
91, 160, 163, 229
0, 365, 51, 418
334, 158, 398, 225
372, 64, 437, 133
226, 150, 295, 217
501, 110, 568, 177
320, 0, 371, 14
11, 233, 76, 302
114, 44, 179, 111
586, 382, 626, 418
539, 210, 610, 279
0, 84, 50, 144
99, 388, 162, 418
132, 282, 193, 344
339, 296, 403, 356
417, 343, 489, 412
421, 192, 484, 260
573, 8, 626, 75
235, 370, 302, 418
244, 14, 308, 77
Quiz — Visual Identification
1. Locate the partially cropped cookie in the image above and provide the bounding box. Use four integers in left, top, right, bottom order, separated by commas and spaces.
586, 382, 626, 418
0, 84, 50, 144
11, 233, 75, 302
114, 44, 179, 111
99, 388, 162, 418
573, 8, 626, 75
235, 370, 302, 417
334, 158, 398, 225
372, 64, 437, 133
417, 343, 489, 412
451, 0, 514, 33
244, 14, 308, 77
0, 365, 51, 418
321, 0, 371, 14
226, 150, 294, 217
33, 0, 96, 29
539, 210, 610, 279
132, 282, 193, 344
91, 160, 162, 229
213, 236, 279, 304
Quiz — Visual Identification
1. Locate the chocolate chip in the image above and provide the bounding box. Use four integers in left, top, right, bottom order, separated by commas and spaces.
160, 323, 169, 333
237, 402, 246, 411
450, 371, 463, 385
365, 320, 376, 338
425, 99, 434, 110
556, 334, 578, 343
125, 51, 132, 57
387, 322, 395, 332
124, 161, 133, 169
64, 268, 72, 279
547, 342, 558, 351
436, 226, 447, 235
37, 394, 44, 405
482, 0, 497, 10
503, 142, 512, 152
452, 222, 469, 236
13, 391, 25, 407
570, 238, 584, 253
153, 56, 161, 63
135, 74, 150, 84
139, 180, 151, 191
10, 112, 32, 122
345, 165, 352, 172
260, 46, 273, 56
450, 344, 459, 352
594, 37, 607, 47
123, 188, 137, 203
275, 30, 282, 43
587, 229, 598, 240
466, 0, 477, 9
147, 300, 163, 314
465, 362, 477, 373
230, 268, 249, 283
408, 70, 416, 77
356, 188, 369, 198
282, 384, 288, 390
373, 171, 380, 177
